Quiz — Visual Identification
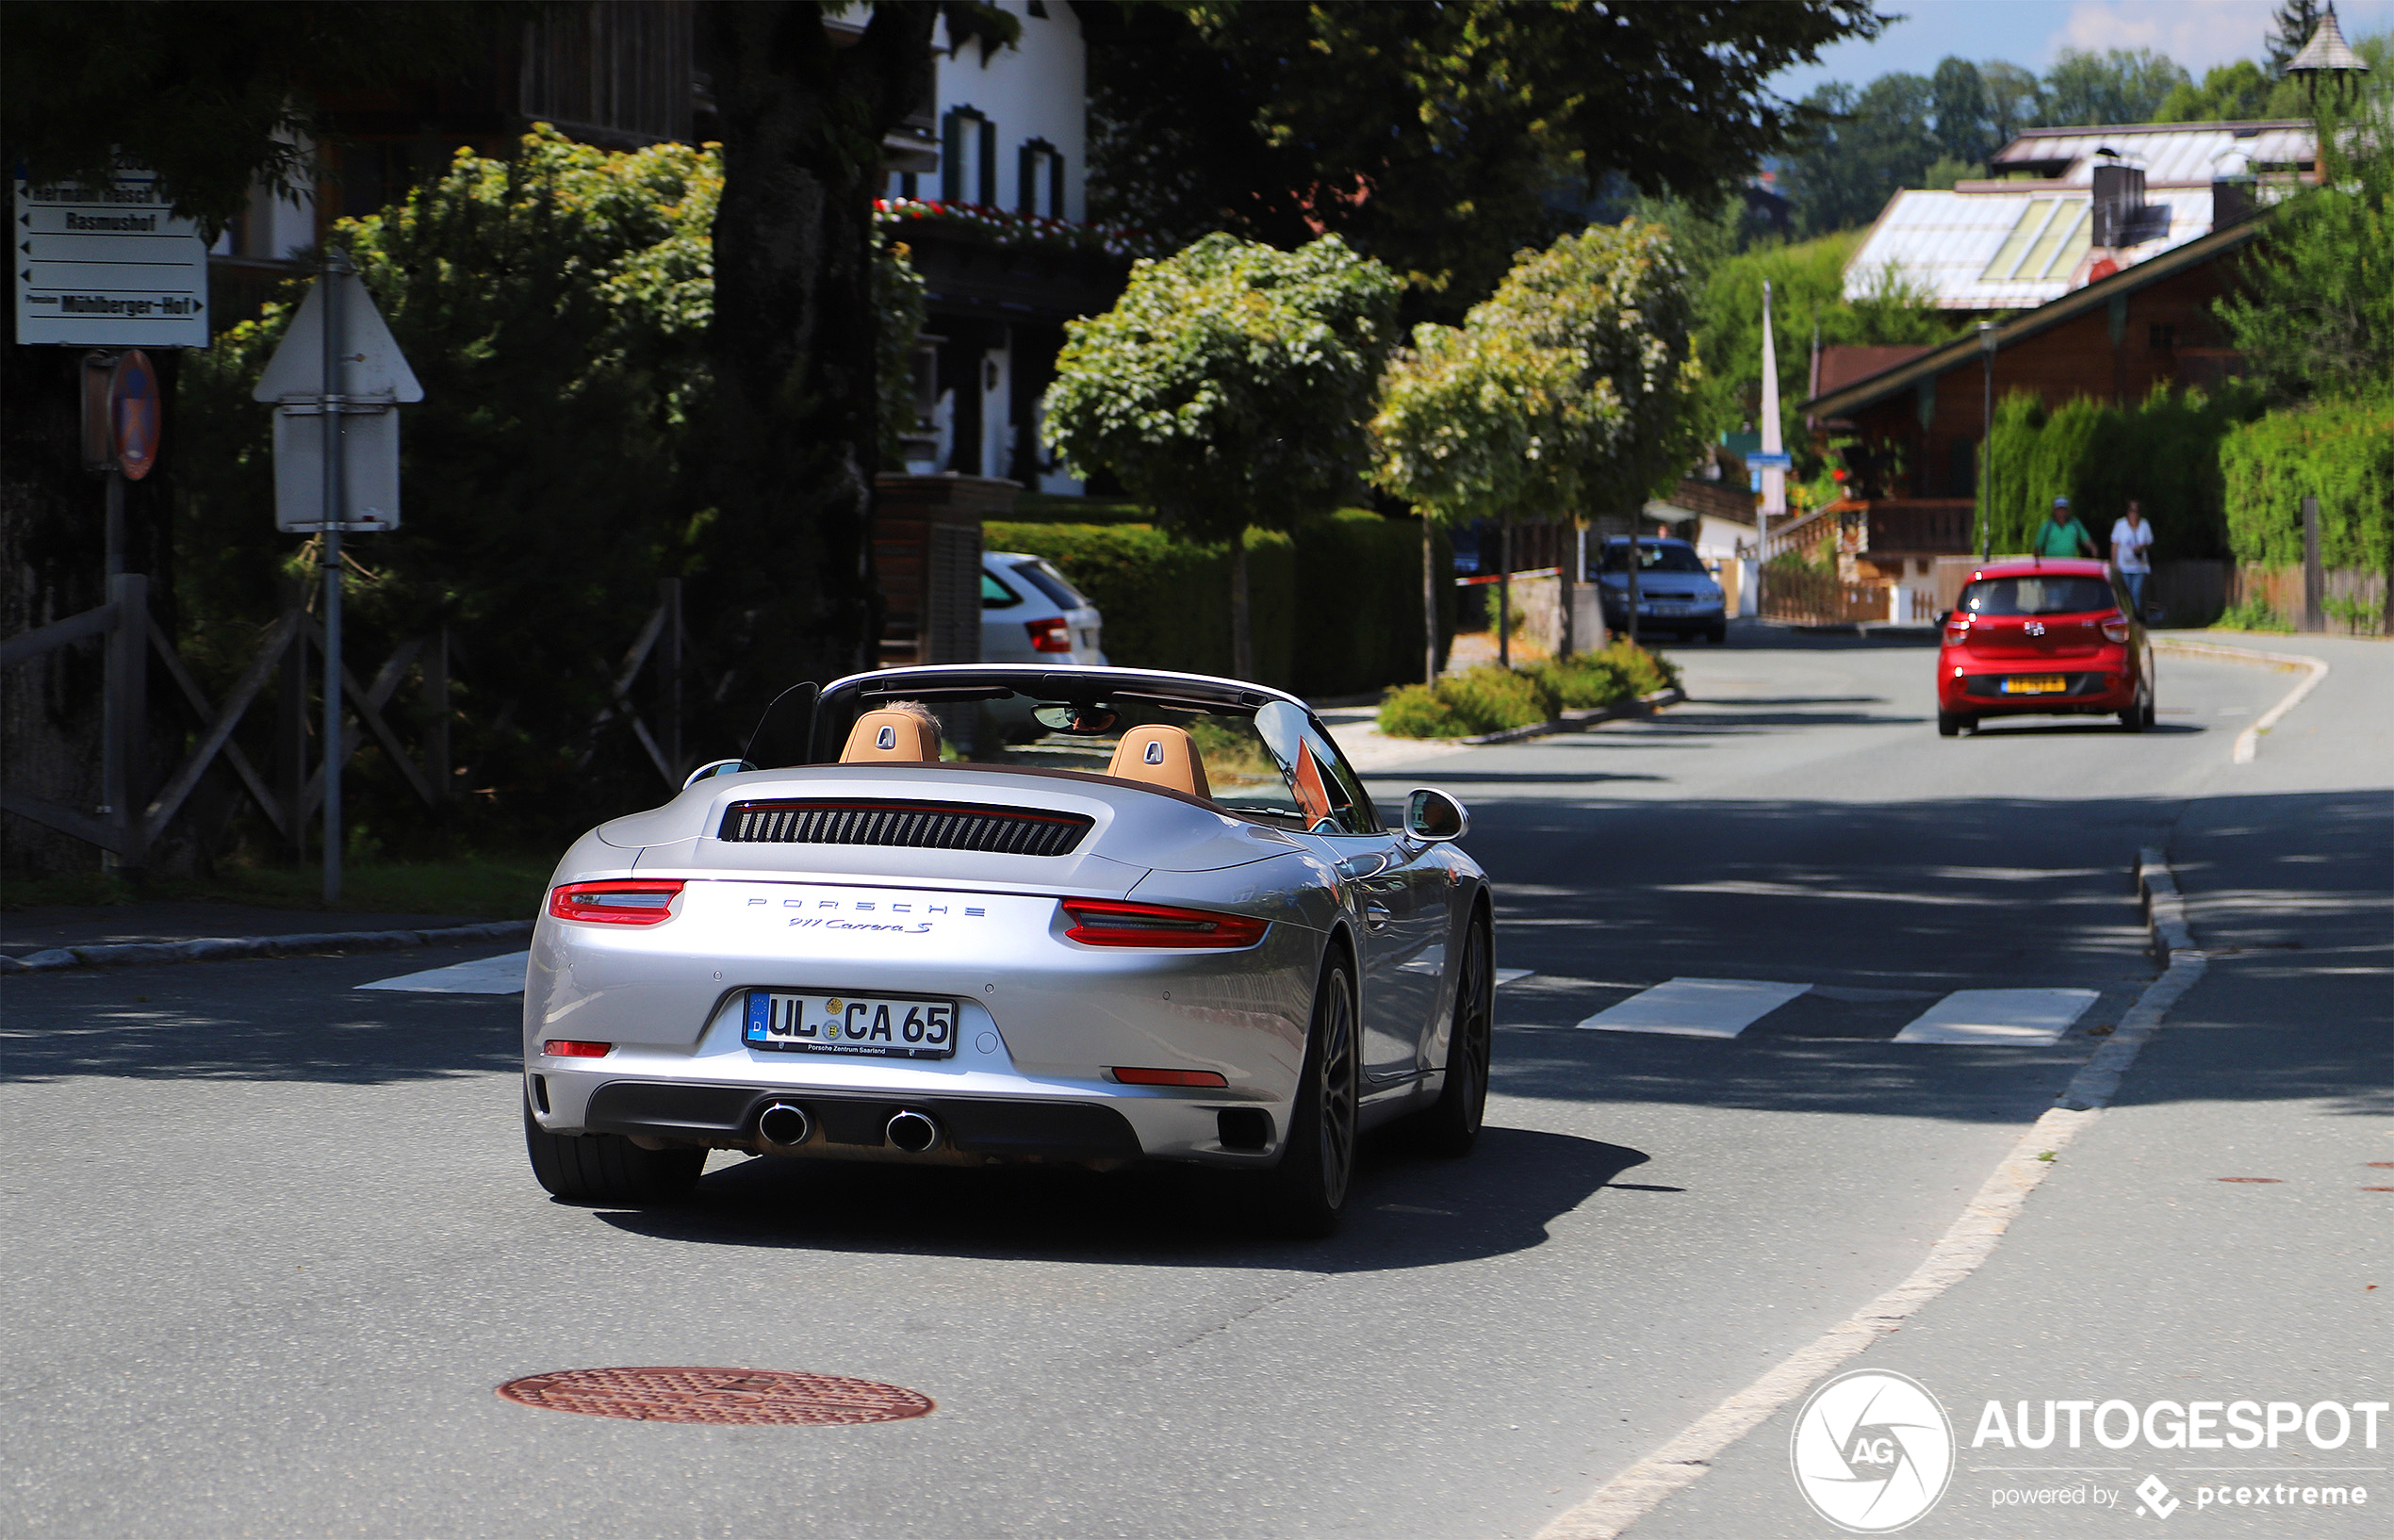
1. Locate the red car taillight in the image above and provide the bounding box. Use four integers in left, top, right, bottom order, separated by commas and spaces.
1943, 616, 1971, 646
2101, 614, 2132, 644
1059, 897, 1268, 949
549, 878, 684, 926
1111, 1066, 1230, 1088
1025, 616, 1074, 652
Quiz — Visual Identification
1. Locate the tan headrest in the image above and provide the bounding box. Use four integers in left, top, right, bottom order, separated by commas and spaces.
1106, 725, 1211, 800
841, 708, 941, 763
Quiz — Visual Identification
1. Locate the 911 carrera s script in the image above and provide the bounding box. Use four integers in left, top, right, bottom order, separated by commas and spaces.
744, 990, 959, 1059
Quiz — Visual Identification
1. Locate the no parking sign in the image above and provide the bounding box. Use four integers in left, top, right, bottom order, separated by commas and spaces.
108, 350, 161, 481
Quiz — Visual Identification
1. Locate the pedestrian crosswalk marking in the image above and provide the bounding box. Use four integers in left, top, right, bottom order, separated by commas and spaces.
1892, 988, 2097, 1045
1574, 977, 1812, 1039
358, 950, 529, 994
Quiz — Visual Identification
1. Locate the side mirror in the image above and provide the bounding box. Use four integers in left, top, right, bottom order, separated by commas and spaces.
1404, 787, 1469, 843
1934, 610, 1952, 627
682, 759, 754, 791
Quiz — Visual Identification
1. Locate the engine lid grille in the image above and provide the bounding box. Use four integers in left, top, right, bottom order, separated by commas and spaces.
717, 799, 1092, 858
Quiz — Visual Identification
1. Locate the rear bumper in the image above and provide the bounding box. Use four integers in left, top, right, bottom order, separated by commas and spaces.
1940, 666, 2135, 713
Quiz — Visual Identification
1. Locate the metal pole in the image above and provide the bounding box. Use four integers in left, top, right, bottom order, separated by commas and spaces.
2301, 494, 2323, 633
321, 251, 349, 903
1422, 519, 1437, 686
1978, 321, 1996, 560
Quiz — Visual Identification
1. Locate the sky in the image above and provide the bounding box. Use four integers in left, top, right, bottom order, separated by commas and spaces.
1768, 0, 2394, 100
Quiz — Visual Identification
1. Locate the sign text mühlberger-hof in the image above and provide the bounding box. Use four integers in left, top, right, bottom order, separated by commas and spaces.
13, 157, 209, 348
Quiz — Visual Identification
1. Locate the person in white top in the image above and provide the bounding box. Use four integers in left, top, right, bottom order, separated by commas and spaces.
2110, 499, 2156, 616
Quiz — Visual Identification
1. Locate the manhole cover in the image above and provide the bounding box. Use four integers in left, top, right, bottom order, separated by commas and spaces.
497, 1368, 934, 1426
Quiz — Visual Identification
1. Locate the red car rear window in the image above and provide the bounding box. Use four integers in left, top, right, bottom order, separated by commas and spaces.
1960, 576, 2114, 616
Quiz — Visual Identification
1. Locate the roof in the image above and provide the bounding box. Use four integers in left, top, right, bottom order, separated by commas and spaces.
2287, 8, 2369, 74
1987, 122, 2315, 185
1815, 345, 1934, 396
1802, 217, 2267, 419
1970, 557, 2110, 578
1846, 185, 2218, 308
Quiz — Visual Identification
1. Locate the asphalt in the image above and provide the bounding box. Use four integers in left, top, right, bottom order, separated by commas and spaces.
0, 624, 2379, 1540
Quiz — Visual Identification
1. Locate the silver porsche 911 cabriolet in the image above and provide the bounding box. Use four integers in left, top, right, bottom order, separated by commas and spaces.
522, 664, 1493, 1235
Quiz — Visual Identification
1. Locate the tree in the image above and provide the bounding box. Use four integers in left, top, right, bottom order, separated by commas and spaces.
1371, 222, 1704, 672
2156, 60, 2289, 123
1, 1, 504, 876
1041, 233, 1402, 677
2041, 47, 2191, 125
1979, 60, 2046, 146
1780, 74, 1943, 236
2215, 96, 2394, 402
1930, 57, 1997, 165
1084, 0, 1882, 319
2268, 0, 2328, 73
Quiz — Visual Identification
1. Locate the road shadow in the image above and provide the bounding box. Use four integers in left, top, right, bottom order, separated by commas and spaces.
590, 1123, 1648, 1273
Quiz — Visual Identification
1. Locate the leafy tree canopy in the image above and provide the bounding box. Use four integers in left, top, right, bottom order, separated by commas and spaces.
1084, 0, 1881, 318
2040, 47, 2191, 125
1041, 232, 1402, 543
1372, 221, 1704, 526
0, 0, 513, 225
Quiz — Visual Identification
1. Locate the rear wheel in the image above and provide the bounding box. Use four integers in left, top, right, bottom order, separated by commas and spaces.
1938, 711, 1969, 737
1416, 917, 1492, 1157
2119, 680, 2153, 732
1258, 955, 1360, 1237
524, 1102, 705, 1204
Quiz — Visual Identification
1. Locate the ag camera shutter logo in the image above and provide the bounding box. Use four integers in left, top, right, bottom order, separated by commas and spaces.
1791, 1369, 1955, 1532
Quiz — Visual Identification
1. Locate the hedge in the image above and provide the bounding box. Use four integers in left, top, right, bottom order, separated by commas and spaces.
984, 510, 1451, 697
2219, 396, 2394, 569
1377, 643, 1679, 738
1983, 385, 2263, 558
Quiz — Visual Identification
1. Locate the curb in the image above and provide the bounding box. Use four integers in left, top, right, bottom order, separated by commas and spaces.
1534, 847, 2205, 1540
0, 919, 534, 975
1458, 686, 1684, 746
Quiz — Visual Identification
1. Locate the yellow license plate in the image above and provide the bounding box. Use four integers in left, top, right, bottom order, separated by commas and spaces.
2003, 676, 2067, 695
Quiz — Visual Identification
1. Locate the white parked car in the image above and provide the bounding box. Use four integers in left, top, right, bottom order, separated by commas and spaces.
981, 551, 1106, 665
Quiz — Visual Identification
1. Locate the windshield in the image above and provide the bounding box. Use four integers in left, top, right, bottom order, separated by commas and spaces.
1960, 576, 2116, 616
1598, 542, 1706, 575
795, 676, 1379, 831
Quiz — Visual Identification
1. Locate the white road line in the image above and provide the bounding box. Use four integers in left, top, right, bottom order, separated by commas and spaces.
2153, 636, 2329, 762
1893, 987, 2096, 1044
1536, 851, 2209, 1540
1573, 977, 1809, 1038
357, 950, 530, 994
1495, 967, 1535, 986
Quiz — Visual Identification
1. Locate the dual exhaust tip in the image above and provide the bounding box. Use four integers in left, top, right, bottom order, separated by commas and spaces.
757, 1102, 941, 1155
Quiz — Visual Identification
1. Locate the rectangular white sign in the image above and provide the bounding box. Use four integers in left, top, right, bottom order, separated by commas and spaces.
13, 163, 210, 347
272, 405, 401, 532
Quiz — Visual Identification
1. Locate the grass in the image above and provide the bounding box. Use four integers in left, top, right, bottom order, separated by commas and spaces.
3, 853, 554, 921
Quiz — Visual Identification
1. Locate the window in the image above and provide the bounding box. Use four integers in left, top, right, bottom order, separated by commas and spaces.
941, 108, 995, 204
1018, 139, 1065, 219
980, 571, 1024, 609
1599, 541, 1707, 574
2148, 322, 2176, 351
1010, 559, 1087, 611
1960, 577, 2115, 616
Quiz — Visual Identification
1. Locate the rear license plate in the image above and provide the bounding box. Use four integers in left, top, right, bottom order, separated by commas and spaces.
2002, 676, 2068, 695
744, 990, 959, 1058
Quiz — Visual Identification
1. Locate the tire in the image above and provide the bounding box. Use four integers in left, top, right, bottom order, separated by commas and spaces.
1707, 624, 1728, 645
524, 1101, 705, 1205
1258, 955, 1361, 1237
2119, 679, 2153, 733
1416, 916, 1492, 1157
1938, 711, 1968, 737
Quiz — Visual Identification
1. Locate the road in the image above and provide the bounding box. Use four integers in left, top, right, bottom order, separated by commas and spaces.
3, 626, 2384, 1539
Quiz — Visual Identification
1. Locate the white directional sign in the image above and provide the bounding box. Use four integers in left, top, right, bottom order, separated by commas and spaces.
13, 163, 210, 347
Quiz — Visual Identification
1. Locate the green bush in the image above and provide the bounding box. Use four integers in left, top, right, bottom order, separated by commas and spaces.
988, 508, 1448, 696
1376, 643, 1676, 737
2215, 598, 2294, 632
2219, 397, 2394, 569
983, 522, 1296, 688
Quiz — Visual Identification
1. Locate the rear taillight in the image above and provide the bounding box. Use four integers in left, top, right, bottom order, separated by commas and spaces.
542, 1040, 613, 1057
1943, 616, 1970, 645
1111, 1066, 1230, 1088
549, 879, 684, 926
2100, 614, 2132, 643
1025, 616, 1074, 652
1059, 897, 1268, 949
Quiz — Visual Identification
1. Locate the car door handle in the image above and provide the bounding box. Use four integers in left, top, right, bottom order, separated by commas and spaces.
1364, 903, 1393, 932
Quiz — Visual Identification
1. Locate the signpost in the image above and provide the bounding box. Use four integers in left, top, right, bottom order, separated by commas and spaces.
253, 250, 422, 901
13, 162, 209, 348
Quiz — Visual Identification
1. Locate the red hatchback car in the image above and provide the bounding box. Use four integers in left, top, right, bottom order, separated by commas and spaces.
1936, 558, 2156, 736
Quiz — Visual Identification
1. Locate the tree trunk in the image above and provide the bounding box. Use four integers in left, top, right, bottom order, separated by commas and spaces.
697, 1, 935, 717
1496, 513, 1511, 670
1, 340, 179, 877
1422, 517, 1437, 685
1229, 534, 1253, 680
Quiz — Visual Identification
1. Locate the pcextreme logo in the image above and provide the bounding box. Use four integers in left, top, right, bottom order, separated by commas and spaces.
1791, 1369, 1957, 1532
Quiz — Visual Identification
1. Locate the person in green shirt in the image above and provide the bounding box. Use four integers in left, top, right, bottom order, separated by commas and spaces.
2032, 496, 2098, 558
